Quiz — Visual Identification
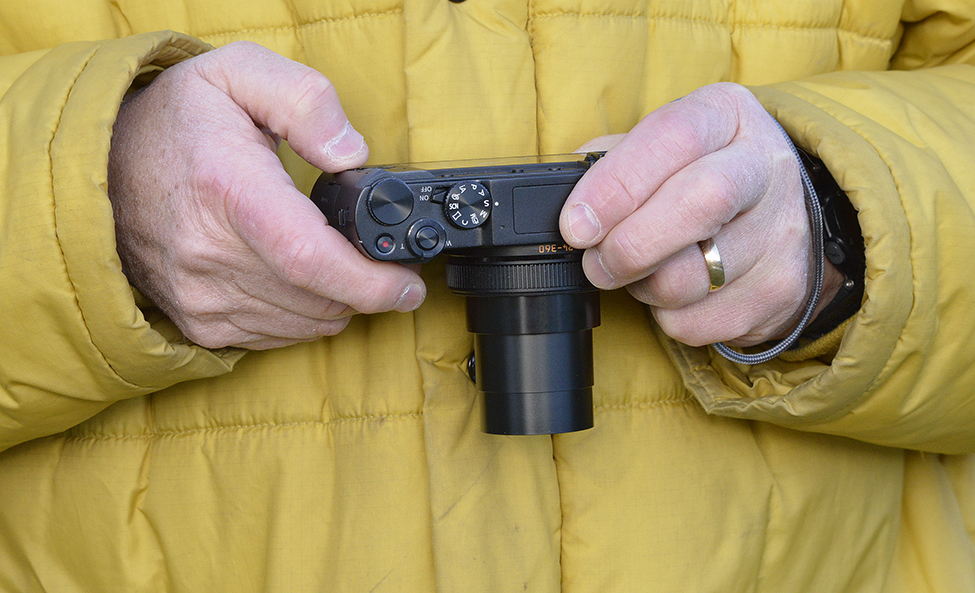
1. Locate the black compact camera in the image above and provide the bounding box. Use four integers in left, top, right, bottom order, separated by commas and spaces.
311, 153, 604, 435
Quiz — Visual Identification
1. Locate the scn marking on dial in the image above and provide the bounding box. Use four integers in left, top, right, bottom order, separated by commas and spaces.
445, 182, 492, 229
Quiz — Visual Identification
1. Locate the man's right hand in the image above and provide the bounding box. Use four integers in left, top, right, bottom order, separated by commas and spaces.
108, 42, 425, 350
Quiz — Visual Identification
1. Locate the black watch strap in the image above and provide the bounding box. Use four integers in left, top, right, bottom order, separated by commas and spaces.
796, 148, 865, 340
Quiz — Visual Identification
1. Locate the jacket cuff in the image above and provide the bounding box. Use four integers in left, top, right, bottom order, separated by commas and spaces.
657, 74, 937, 449
0, 31, 242, 451
779, 319, 850, 362
57, 32, 245, 383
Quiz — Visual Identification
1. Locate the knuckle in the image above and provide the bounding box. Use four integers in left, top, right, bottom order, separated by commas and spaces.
675, 173, 739, 235
273, 235, 323, 290
626, 277, 669, 308
288, 70, 339, 121
764, 274, 809, 321
722, 315, 755, 344
663, 84, 746, 152
708, 82, 752, 107
653, 304, 740, 348
184, 329, 230, 350
662, 312, 722, 348
169, 235, 208, 270
701, 171, 741, 220
577, 159, 649, 227
642, 272, 688, 307
646, 110, 705, 168
190, 157, 240, 207
603, 166, 650, 214
171, 307, 227, 348
315, 317, 352, 337
606, 230, 650, 279
652, 309, 698, 345
317, 299, 356, 320
220, 40, 263, 57
693, 82, 753, 122
624, 280, 654, 305
168, 282, 219, 319
270, 238, 397, 315
199, 41, 265, 77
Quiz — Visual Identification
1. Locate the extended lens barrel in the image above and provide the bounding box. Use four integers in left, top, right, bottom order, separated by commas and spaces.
446, 247, 599, 435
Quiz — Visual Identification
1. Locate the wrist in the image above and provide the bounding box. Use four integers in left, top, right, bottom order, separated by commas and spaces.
813, 260, 846, 319
795, 148, 865, 341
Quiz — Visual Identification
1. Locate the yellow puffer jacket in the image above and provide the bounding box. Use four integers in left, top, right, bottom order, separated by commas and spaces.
2, 0, 975, 591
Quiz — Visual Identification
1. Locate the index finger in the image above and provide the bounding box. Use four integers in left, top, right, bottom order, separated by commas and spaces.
223, 151, 426, 315
560, 84, 747, 249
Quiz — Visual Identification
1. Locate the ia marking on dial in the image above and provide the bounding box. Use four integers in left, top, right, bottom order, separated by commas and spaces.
445, 182, 492, 228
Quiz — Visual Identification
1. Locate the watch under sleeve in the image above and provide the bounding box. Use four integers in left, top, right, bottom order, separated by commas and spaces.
796, 148, 866, 341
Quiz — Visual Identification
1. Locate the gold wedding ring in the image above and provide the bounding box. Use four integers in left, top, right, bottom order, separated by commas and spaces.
699, 238, 726, 292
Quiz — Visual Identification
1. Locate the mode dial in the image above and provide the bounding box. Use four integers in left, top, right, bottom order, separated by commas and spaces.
444, 182, 492, 229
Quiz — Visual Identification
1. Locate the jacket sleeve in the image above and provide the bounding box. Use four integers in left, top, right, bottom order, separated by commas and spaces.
0, 31, 243, 453
661, 4, 975, 454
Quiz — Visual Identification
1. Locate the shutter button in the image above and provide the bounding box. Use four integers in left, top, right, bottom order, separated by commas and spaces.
415, 226, 440, 251
406, 219, 446, 259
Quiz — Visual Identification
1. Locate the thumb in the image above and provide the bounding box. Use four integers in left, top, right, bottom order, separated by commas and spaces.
193, 41, 368, 172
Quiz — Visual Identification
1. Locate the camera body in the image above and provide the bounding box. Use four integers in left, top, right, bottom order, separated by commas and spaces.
311, 153, 603, 263
311, 153, 604, 435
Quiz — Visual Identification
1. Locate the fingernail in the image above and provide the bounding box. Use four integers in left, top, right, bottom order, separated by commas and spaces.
394, 283, 426, 312
584, 249, 615, 289
567, 203, 601, 245
324, 122, 366, 160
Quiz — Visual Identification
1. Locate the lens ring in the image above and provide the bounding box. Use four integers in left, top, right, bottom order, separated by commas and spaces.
446, 249, 592, 295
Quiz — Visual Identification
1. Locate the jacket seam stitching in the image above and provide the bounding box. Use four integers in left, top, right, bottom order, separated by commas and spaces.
66, 400, 693, 441
530, 12, 893, 48
65, 413, 424, 442
198, 8, 403, 42
595, 397, 695, 412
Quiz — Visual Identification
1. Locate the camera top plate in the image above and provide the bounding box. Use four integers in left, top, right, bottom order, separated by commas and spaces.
311, 152, 604, 262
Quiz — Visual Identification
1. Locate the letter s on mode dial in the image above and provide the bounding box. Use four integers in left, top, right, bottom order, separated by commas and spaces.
445, 182, 492, 228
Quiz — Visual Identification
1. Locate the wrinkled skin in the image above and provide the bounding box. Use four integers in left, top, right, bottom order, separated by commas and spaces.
110, 43, 840, 350
561, 84, 843, 347
109, 42, 425, 350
